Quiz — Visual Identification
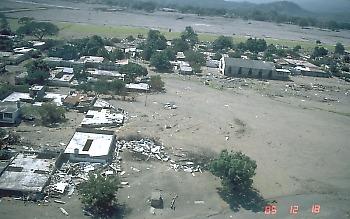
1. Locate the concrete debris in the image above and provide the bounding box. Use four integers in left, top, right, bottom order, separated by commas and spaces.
117, 139, 170, 162
117, 139, 204, 174
170, 194, 178, 210
164, 102, 178, 110
59, 207, 69, 216
54, 200, 66, 204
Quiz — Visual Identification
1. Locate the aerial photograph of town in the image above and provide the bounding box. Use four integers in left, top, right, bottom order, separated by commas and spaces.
0, 0, 349, 218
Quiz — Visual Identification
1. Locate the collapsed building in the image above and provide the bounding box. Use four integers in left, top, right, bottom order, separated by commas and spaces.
62, 92, 97, 112
81, 109, 124, 128
279, 58, 331, 78
0, 152, 59, 195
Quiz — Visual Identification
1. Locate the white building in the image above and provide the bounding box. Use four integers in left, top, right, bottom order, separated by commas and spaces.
81, 109, 124, 128
125, 83, 150, 92
0, 102, 21, 124
64, 129, 116, 163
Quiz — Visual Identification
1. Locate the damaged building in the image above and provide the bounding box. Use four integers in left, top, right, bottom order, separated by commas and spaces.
0, 152, 58, 195
81, 109, 124, 128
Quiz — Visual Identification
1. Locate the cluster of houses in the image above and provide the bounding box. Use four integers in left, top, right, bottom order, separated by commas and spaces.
0, 88, 125, 195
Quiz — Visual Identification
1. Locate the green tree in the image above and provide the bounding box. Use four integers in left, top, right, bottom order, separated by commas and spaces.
126, 35, 135, 42
245, 38, 267, 53
210, 150, 257, 192
147, 29, 167, 50
38, 103, 66, 126
109, 49, 125, 61
149, 75, 165, 91
213, 36, 233, 51
335, 42, 345, 55
18, 17, 34, 25
181, 26, 198, 46
293, 45, 302, 52
142, 30, 167, 60
172, 38, 189, 52
79, 174, 120, 215
17, 21, 59, 40
312, 46, 328, 58
0, 13, 12, 36
25, 60, 50, 85
228, 51, 242, 58
119, 63, 148, 82
185, 50, 205, 67
48, 44, 79, 60
150, 52, 172, 71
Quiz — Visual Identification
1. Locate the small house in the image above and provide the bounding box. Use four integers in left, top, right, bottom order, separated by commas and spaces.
0, 102, 21, 124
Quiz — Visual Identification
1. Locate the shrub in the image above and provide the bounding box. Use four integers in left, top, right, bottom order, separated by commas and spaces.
79, 174, 120, 215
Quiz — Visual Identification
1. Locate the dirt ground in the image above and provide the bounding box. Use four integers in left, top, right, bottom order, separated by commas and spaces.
1, 68, 350, 218
2, 0, 350, 45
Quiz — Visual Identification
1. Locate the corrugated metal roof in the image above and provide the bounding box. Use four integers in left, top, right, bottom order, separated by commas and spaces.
224, 57, 275, 70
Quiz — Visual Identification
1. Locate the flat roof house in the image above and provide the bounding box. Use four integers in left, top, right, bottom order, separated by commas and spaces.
219, 57, 287, 80
64, 129, 116, 163
81, 109, 124, 128
0, 102, 21, 124
0, 153, 56, 194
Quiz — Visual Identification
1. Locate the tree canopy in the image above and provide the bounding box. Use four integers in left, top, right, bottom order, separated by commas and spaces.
239, 38, 267, 53
210, 150, 257, 192
25, 60, 50, 85
38, 103, 66, 126
172, 38, 190, 53
119, 63, 148, 82
142, 30, 167, 60
213, 36, 233, 51
335, 42, 345, 55
17, 21, 59, 39
149, 75, 165, 92
312, 46, 328, 58
150, 51, 172, 71
181, 26, 198, 46
79, 174, 120, 215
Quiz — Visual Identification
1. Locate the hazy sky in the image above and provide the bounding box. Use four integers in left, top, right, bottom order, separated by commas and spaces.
226, 0, 350, 13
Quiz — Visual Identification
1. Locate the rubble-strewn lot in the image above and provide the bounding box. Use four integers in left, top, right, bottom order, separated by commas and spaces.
1, 69, 350, 219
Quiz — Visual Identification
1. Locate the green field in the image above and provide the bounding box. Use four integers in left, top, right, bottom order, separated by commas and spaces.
8, 18, 347, 52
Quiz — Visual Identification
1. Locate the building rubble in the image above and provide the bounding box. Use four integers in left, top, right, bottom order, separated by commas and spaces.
116, 139, 203, 174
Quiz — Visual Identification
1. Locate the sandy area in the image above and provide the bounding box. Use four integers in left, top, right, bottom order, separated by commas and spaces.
1, 0, 350, 45
1, 70, 350, 217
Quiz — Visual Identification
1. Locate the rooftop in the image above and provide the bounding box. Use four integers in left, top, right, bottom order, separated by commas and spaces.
0, 102, 19, 113
64, 131, 115, 157
126, 83, 150, 91
81, 109, 124, 127
223, 57, 275, 70
0, 153, 55, 193
79, 56, 104, 63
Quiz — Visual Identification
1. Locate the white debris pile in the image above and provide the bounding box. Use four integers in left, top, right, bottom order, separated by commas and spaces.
45, 162, 107, 197
117, 139, 170, 162
117, 139, 204, 174
164, 102, 178, 110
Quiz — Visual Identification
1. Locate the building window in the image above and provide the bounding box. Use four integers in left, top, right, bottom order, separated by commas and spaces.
4, 113, 13, 119
238, 67, 242, 75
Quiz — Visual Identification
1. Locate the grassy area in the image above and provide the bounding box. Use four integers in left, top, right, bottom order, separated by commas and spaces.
7, 18, 347, 52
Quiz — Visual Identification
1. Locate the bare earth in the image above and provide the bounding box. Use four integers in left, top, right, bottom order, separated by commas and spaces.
1, 0, 350, 45
1, 68, 350, 218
